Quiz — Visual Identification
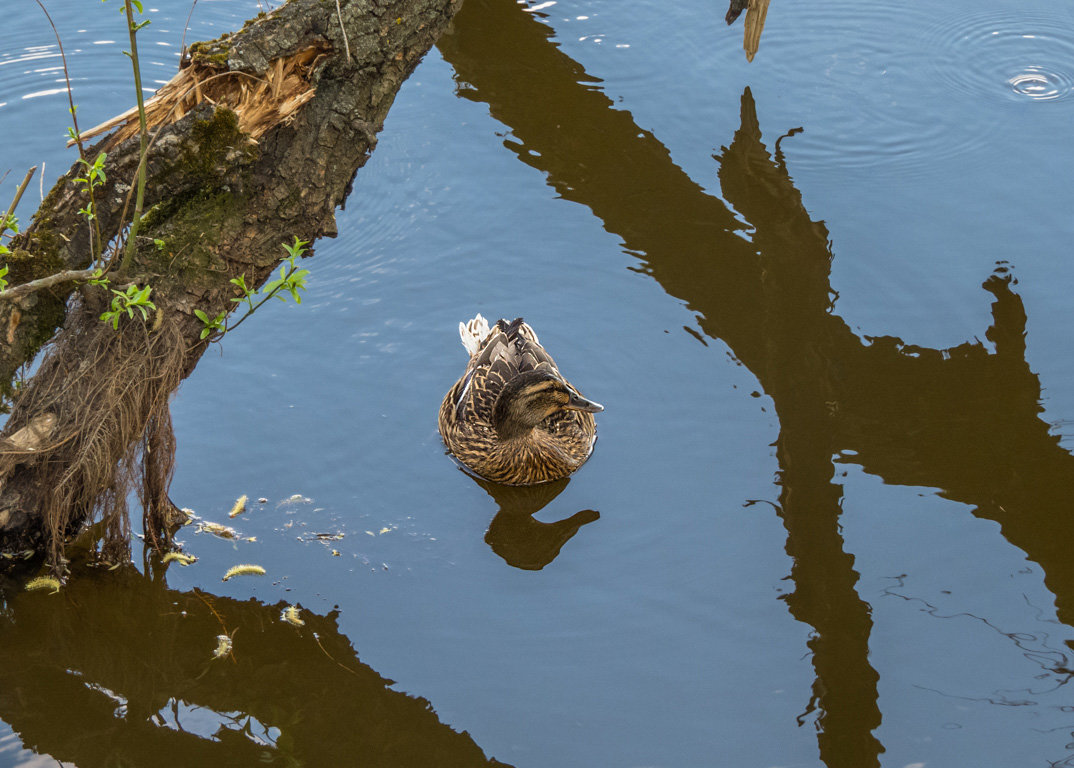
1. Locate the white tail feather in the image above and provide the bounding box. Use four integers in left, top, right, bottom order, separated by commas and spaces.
458, 313, 491, 355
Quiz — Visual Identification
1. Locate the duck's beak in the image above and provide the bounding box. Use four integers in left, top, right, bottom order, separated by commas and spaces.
566, 390, 604, 413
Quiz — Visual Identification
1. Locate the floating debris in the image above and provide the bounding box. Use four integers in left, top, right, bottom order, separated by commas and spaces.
331, 549, 341, 557
25, 576, 61, 594
277, 494, 313, 509
378, 527, 392, 535
198, 521, 238, 539
161, 551, 197, 566
179, 508, 197, 525
258, 497, 268, 504
222, 563, 266, 581
212, 634, 233, 659
281, 605, 305, 627
229, 494, 248, 518
314, 532, 344, 541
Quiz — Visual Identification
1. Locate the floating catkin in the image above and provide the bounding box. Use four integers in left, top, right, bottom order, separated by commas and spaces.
212, 634, 233, 659
25, 576, 61, 593
229, 494, 248, 518
222, 563, 266, 581
281, 605, 305, 627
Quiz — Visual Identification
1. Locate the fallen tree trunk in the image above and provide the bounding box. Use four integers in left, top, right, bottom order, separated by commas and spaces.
0, 0, 460, 570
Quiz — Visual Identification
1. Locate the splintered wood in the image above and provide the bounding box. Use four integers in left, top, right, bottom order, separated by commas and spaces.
74, 46, 326, 148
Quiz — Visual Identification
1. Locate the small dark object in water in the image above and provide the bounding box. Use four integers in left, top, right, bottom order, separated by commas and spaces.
726, 0, 749, 24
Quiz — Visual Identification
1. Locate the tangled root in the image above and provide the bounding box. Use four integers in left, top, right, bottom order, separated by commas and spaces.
0, 298, 188, 572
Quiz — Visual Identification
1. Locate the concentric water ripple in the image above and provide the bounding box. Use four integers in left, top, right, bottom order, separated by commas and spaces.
925, 12, 1074, 103
756, 0, 999, 177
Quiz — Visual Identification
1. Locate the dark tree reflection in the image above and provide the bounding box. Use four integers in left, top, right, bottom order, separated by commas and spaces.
439, 2, 1074, 766
0, 565, 509, 768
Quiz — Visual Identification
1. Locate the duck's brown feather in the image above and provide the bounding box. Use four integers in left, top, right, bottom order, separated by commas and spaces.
439, 317, 598, 486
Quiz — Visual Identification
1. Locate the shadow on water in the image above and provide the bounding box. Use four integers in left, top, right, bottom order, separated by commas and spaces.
0, 564, 509, 767
439, 1, 1074, 766
469, 475, 599, 570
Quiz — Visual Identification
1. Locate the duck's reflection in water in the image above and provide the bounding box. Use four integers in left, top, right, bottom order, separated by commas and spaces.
468, 475, 599, 570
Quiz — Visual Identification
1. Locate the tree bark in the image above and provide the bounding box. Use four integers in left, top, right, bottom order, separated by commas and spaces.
0, 0, 461, 568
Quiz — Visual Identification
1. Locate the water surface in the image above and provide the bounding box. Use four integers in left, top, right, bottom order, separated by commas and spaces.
2, 0, 1074, 766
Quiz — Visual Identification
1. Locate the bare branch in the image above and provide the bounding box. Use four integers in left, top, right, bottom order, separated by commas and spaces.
335, 0, 353, 63
0, 268, 97, 302
1, 167, 38, 240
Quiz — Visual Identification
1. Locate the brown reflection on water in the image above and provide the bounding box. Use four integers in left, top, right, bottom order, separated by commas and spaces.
440, 2, 1074, 766
470, 475, 600, 570
0, 565, 508, 767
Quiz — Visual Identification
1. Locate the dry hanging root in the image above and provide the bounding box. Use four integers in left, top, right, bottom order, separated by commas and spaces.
0, 300, 186, 572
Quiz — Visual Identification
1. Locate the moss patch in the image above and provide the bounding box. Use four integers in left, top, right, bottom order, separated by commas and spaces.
3, 245, 66, 286
142, 108, 256, 231
188, 35, 232, 68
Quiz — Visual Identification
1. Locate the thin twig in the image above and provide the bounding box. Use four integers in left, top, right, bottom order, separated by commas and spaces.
0, 267, 97, 302
178, 0, 199, 73
193, 588, 237, 663
119, 0, 150, 274
33, 0, 104, 259
219, 263, 299, 337
1, 167, 37, 241
334, 0, 352, 63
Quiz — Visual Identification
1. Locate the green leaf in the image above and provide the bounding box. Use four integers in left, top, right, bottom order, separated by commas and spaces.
194, 309, 209, 323
131, 0, 143, 12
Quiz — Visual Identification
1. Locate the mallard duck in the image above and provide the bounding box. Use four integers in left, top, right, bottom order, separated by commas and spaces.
438, 315, 603, 486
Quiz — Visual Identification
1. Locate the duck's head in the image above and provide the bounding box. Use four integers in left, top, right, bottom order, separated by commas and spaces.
492, 370, 603, 440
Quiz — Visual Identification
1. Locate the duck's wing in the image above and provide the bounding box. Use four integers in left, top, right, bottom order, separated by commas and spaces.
509, 318, 560, 374
453, 318, 560, 423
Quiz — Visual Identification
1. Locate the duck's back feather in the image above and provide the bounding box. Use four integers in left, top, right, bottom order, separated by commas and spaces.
440, 315, 598, 485
453, 318, 558, 424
